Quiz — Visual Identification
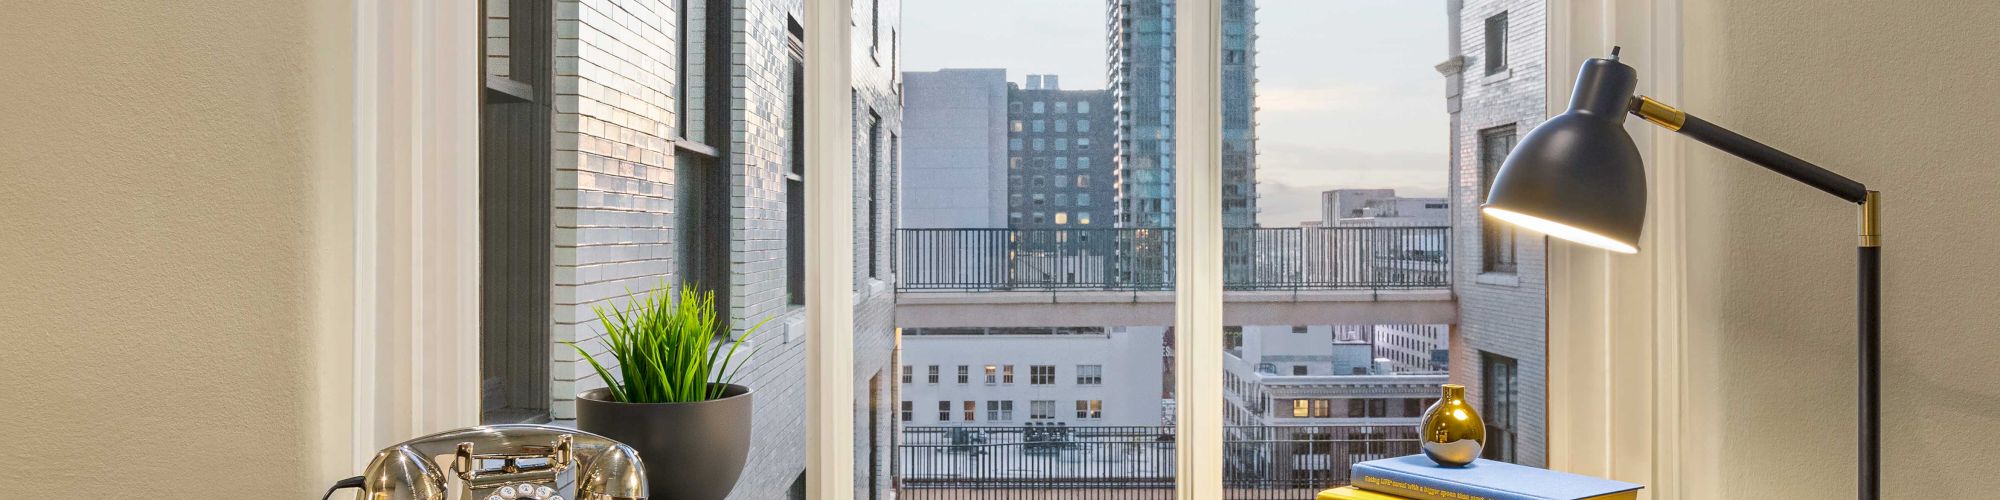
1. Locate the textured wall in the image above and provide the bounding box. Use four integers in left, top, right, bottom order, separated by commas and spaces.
0, 1, 348, 497
1445, 0, 1549, 468
1678, 1, 2000, 497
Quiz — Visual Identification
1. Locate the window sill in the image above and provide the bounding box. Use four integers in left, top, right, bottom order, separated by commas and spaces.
674, 137, 720, 158
1480, 68, 1513, 85
1475, 272, 1521, 287
780, 308, 807, 344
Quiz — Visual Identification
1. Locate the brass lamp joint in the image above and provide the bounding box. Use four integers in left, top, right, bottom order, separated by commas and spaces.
1631, 95, 1686, 131
1860, 191, 1881, 247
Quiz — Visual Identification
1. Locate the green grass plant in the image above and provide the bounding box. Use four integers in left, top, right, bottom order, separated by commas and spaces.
564, 283, 768, 403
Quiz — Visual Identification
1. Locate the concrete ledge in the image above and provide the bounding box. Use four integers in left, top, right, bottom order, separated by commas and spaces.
894, 288, 1457, 328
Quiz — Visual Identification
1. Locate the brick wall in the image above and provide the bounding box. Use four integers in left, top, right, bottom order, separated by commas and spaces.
1445, 0, 1549, 468
548, 0, 902, 498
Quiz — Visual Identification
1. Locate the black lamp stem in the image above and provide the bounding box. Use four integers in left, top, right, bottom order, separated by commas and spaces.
1858, 242, 1881, 500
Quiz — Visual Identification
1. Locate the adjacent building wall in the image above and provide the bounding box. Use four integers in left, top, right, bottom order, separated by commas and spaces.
549, 0, 901, 497
1442, 0, 1549, 467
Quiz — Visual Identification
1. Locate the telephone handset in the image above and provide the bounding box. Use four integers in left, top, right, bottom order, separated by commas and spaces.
327, 424, 647, 500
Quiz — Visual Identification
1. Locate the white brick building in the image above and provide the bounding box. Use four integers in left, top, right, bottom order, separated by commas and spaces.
477, 0, 910, 497
899, 327, 1169, 428
1440, 0, 1549, 468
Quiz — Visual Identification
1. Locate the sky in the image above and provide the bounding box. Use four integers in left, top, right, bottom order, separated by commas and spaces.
903, 0, 1450, 226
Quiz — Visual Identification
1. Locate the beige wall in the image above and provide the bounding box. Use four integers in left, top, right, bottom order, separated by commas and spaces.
1681, 0, 2000, 497
0, 1, 352, 497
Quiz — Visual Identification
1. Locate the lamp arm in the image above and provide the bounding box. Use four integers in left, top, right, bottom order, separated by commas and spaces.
1632, 94, 1884, 500
1629, 95, 1869, 204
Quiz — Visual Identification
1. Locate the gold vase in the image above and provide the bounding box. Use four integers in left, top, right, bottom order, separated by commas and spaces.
1419, 384, 1485, 467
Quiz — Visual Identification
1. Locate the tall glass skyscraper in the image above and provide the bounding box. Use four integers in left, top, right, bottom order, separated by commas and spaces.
1108, 0, 1258, 229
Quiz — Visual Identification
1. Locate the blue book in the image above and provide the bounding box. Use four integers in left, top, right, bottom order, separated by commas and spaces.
1352, 455, 1643, 500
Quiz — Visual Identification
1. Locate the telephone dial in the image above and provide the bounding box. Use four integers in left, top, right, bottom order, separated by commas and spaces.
324, 424, 647, 500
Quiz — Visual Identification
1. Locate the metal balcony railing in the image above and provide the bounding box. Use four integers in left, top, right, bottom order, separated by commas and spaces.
897, 424, 1422, 499
897, 227, 1449, 292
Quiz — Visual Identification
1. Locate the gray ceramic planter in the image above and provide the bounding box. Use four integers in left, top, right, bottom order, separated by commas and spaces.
576, 384, 751, 500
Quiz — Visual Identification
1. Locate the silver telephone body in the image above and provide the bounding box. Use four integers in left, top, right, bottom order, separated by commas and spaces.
354, 424, 646, 500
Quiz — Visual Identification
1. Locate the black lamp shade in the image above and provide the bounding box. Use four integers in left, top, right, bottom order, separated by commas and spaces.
1481, 56, 1647, 254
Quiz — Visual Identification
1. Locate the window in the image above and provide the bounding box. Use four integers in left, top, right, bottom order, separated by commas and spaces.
1075, 400, 1103, 420
963, 401, 977, 421
1311, 399, 1332, 418
1484, 12, 1509, 75
1003, 365, 1015, 384
1032, 119, 1045, 133
1054, 119, 1068, 132
1009, 138, 1022, 151
1032, 176, 1045, 188
869, 0, 881, 55
1292, 399, 1311, 418
784, 29, 806, 307
1055, 193, 1068, 206
1369, 399, 1388, 418
1054, 212, 1068, 225
1077, 119, 1090, 132
957, 365, 969, 384
987, 400, 1014, 420
938, 401, 950, 421
1032, 138, 1045, 151
984, 364, 997, 384
1076, 175, 1089, 188
1483, 352, 1519, 462
1010, 194, 1022, 207
1075, 138, 1090, 149
1054, 138, 1068, 150
1077, 193, 1091, 206
900, 365, 911, 384
1076, 100, 1089, 113
900, 401, 912, 422
1077, 157, 1090, 169
927, 365, 939, 384
1030, 400, 1056, 420
1055, 101, 1069, 113
1078, 212, 1091, 225
1479, 126, 1519, 273
866, 113, 882, 279
1348, 399, 1366, 418
1032, 193, 1045, 205
1032, 101, 1045, 113
1291, 365, 1308, 376
1076, 365, 1103, 385
1292, 325, 1308, 334
1030, 365, 1056, 385
1054, 157, 1068, 169
1010, 120, 1023, 132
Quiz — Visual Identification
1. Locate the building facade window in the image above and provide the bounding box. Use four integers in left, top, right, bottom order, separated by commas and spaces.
1076, 100, 1089, 113
984, 364, 997, 384
1003, 365, 1015, 384
1032, 101, 1045, 113
957, 365, 969, 384
1291, 365, 1308, 376
963, 401, 977, 421
1482, 352, 1519, 462
1075, 400, 1103, 420
1030, 365, 1056, 385
1076, 365, 1103, 385
927, 365, 939, 384
900, 365, 911, 384
938, 401, 951, 421
987, 400, 1014, 421
1484, 11, 1509, 75
1030, 400, 1056, 420
900, 401, 911, 422
1479, 126, 1519, 274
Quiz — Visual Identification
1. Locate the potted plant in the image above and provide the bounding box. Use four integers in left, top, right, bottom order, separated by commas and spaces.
567, 283, 767, 500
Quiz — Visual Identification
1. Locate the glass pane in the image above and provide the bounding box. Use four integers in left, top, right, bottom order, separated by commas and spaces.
896, 0, 1179, 497
1214, 1, 1536, 497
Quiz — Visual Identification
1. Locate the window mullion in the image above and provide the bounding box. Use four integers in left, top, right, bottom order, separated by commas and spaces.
1172, 0, 1225, 498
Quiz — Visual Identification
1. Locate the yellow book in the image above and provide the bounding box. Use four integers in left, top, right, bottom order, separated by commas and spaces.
1320, 486, 1416, 500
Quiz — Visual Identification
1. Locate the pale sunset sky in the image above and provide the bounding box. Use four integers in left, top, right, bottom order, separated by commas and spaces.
902, 0, 1450, 226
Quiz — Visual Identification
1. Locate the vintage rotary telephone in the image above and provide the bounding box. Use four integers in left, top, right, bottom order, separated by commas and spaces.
323, 424, 647, 500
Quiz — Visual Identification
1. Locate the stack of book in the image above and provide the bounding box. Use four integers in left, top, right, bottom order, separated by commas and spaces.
1318, 455, 1643, 500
